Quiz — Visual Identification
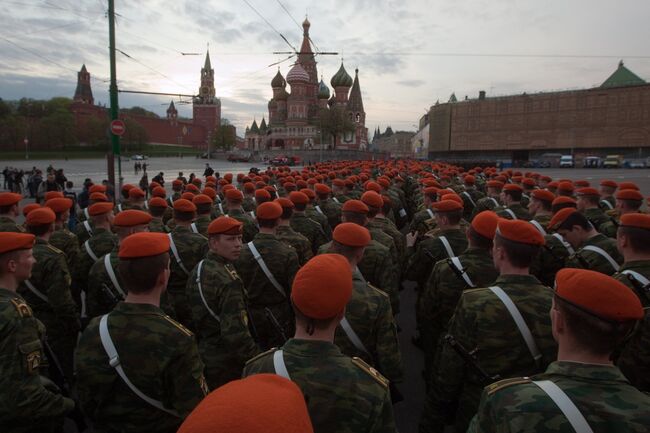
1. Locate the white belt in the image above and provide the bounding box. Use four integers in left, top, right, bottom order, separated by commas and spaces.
248, 241, 286, 297
600, 200, 613, 210
315, 205, 324, 215
504, 208, 517, 220
190, 222, 199, 234
24, 280, 48, 302
552, 233, 575, 255
581, 245, 620, 272
462, 191, 476, 207
273, 350, 291, 380
450, 256, 476, 287
426, 209, 434, 219
488, 197, 499, 207
84, 240, 99, 262
83, 220, 93, 237
340, 317, 370, 356
439, 235, 455, 259
621, 269, 650, 287
196, 260, 220, 322
533, 380, 594, 433
104, 254, 125, 298
530, 220, 547, 237
168, 233, 189, 274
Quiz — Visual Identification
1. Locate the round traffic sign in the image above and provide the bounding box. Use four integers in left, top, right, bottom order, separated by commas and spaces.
110, 119, 126, 136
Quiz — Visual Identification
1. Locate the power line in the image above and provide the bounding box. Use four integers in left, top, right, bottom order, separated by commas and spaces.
115, 48, 194, 92
274, 0, 321, 54
241, 0, 298, 53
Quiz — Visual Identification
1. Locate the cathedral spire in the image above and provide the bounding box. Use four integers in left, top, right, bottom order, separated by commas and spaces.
347, 68, 364, 113
204, 49, 212, 71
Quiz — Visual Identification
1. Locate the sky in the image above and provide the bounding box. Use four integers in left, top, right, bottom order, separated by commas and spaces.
1, 0, 650, 136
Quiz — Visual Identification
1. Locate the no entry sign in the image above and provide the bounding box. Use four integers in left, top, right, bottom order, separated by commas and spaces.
110, 119, 126, 136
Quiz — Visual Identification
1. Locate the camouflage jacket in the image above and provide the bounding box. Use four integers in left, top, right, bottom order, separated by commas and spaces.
565, 233, 623, 276
583, 207, 614, 233
467, 362, 650, 433
0, 288, 74, 432
290, 212, 329, 255
71, 227, 118, 299
191, 214, 211, 237
49, 226, 80, 271
599, 195, 616, 211
495, 202, 531, 220
530, 233, 573, 287
470, 196, 501, 221
372, 216, 405, 264
186, 251, 259, 389
242, 196, 256, 212
366, 220, 400, 270
243, 339, 397, 433
276, 224, 313, 266
599, 218, 619, 238
405, 228, 468, 288
305, 205, 333, 240
531, 213, 551, 232
318, 198, 342, 229
235, 232, 300, 350
420, 274, 557, 433
334, 269, 403, 383
148, 217, 169, 233
167, 226, 208, 328
460, 189, 486, 220
418, 247, 498, 358
227, 208, 259, 243
409, 208, 435, 235
75, 302, 208, 433
0, 216, 25, 233
73, 218, 95, 245
86, 248, 123, 319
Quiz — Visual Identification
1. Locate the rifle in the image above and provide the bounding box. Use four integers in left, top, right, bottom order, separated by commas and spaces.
42, 339, 87, 432
264, 307, 288, 343
444, 334, 500, 384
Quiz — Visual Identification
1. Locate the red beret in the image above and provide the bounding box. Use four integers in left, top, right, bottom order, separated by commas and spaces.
89, 202, 114, 216
618, 182, 639, 191
291, 254, 353, 319
128, 188, 145, 199
300, 188, 316, 200
283, 182, 297, 192
255, 189, 272, 201
360, 191, 383, 209
152, 187, 166, 198
192, 178, 202, 186
555, 268, 643, 322
202, 188, 217, 199
431, 199, 463, 212
497, 219, 545, 246
0, 232, 35, 254
600, 180, 618, 189
503, 184, 523, 193
464, 175, 475, 185
342, 199, 369, 214
225, 189, 244, 202
185, 184, 200, 194
180, 192, 195, 201
0, 192, 22, 207
540, 176, 552, 182
289, 191, 309, 205
148, 197, 168, 208
314, 183, 331, 195
616, 189, 643, 201
208, 216, 243, 235
486, 180, 504, 189
44, 191, 64, 201
522, 178, 536, 187
576, 187, 600, 197
365, 181, 381, 193
557, 181, 574, 192
574, 180, 590, 187
256, 202, 283, 220
552, 196, 577, 207
45, 198, 73, 213
22, 203, 41, 216
423, 187, 439, 196
441, 194, 463, 205
121, 184, 135, 192
26, 207, 56, 226
377, 178, 390, 188
471, 211, 499, 239
90, 192, 109, 202
114, 210, 152, 227
177, 374, 313, 433
548, 208, 578, 231
192, 194, 213, 205
276, 198, 294, 209
531, 189, 555, 203
224, 173, 233, 181
332, 179, 345, 188
243, 182, 255, 193
119, 232, 170, 259
89, 184, 107, 193
173, 199, 197, 213
333, 222, 371, 247
619, 213, 650, 231
172, 179, 183, 187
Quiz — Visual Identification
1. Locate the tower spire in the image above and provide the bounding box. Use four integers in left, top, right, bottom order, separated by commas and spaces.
204, 47, 212, 71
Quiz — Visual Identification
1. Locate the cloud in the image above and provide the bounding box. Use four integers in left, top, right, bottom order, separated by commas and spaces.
396, 79, 425, 87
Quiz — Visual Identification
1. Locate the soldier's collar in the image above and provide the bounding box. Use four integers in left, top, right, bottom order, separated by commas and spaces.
283, 338, 343, 358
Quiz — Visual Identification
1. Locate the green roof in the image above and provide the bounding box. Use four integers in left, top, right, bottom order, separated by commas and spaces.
601, 61, 646, 88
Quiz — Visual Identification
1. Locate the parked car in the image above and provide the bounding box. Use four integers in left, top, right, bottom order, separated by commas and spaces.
583, 156, 602, 168
268, 155, 302, 166
624, 158, 646, 168
227, 153, 251, 163
131, 154, 147, 160
603, 154, 623, 168
559, 155, 575, 168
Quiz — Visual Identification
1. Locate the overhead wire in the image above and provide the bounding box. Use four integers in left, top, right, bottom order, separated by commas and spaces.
241, 0, 298, 54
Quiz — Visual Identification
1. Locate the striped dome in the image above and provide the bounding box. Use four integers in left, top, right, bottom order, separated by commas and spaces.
286, 63, 310, 83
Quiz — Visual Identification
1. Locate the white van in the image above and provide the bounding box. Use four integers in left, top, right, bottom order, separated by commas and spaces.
560, 155, 575, 168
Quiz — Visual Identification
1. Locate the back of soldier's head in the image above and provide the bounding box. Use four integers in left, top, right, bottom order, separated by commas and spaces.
118, 233, 170, 294
494, 219, 545, 269
617, 214, 650, 255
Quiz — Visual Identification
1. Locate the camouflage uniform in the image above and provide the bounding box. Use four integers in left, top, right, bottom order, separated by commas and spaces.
71, 227, 118, 309
405, 228, 468, 289
291, 212, 329, 255
420, 275, 557, 433
73, 218, 95, 245
167, 226, 208, 328
0, 216, 25, 232
305, 205, 333, 240
467, 362, 650, 433
235, 232, 300, 350
75, 302, 208, 433
227, 208, 258, 243
186, 251, 259, 389
243, 339, 397, 433
318, 197, 342, 229
583, 207, 613, 232
276, 224, 313, 266
366, 221, 400, 271
530, 234, 573, 287
334, 268, 403, 383
242, 196, 256, 212
600, 195, 616, 211
372, 216, 405, 265
460, 189, 485, 220
86, 248, 123, 319
565, 233, 623, 276
18, 239, 80, 383
470, 196, 501, 220
49, 227, 80, 271
409, 208, 436, 237
614, 260, 650, 392
496, 203, 530, 220
148, 217, 169, 233
191, 214, 211, 237
0, 288, 74, 432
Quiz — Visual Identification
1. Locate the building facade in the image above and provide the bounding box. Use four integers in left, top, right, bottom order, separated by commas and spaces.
244, 18, 368, 152
371, 127, 414, 157
428, 62, 650, 161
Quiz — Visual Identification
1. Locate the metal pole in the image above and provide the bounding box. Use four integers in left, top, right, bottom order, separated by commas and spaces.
108, 0, 121, 196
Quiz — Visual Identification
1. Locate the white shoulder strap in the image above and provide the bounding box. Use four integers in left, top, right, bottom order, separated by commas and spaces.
117, 204, 123, 213
552, 233, 575, 255
217, 203, 224, 215
196, 260, 220, 322
340, 317, 370, 356
84, 240, 99, 262
438, 235, 455, 259
450, 256, 476, 287
581, 245, 620, 272
530, 220, 548, 237
99, 315, 180, 417
83, 220, 93, 236
249, 211, 256, 219
190, 223, 199, 234
332, 197, 340, 204
143, 201, 149, 210
600, 199, 613, 210
504, 208, 517, 220
532, 380, 594, 433
621, 269, 650, 287
426, 209, 434, 219
104, 254, 125, 298
167, 233, 189, 274
488, 286, 542, 368
84, 208, 89, 219
315, 205, 324, 215
488, 197, 500, 207
462, 191, 476, 207
247, 241, 286, 297
24, 280, 49, 302
273, 350, 291, 380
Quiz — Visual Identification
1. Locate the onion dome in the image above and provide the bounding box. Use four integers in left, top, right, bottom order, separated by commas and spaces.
303, 17, 311, 31
330, 63, 353, 88
271, 69, 286, 88
286, 63, 310, 83
276, 88, 289, 101
318, 79, 330, 99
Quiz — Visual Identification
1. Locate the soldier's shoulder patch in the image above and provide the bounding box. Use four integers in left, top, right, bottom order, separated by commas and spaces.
462, 287, 488, 296
351, 356, 389, 388
224, 264, 241, 281
162, 315, 193, 337
46, 244, 64, 255
10, 298, 33, 317
486, 377, 531, 396
245, 347, 277, 365
368, 283, 389, 298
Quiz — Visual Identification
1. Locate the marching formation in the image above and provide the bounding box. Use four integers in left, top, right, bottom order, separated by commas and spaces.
1, 159, 650, 433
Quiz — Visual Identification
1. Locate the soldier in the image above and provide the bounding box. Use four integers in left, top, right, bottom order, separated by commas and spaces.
86, 210, 152, 318
575, 187, 613, 232
148, 196, 169, 233
376, 194, 406, 261
600, 188, 644, 238
185, 216, 258, 389
223, 189, 258, 243
418, 211, 500, 368
122, 187, 147, 212
18, 208, 80, 383
289, 191, 328, 255
329, 222, 403, 387
45, 197, 80, 272
470, 180, 503, 220
190, 194, 213, 236
527, 189, 555, 234
460, 175, 485, 220
599, 179, 618, 210
556, 181, 575, 198
76, 184, 106, 223
242, 182, 257, 212
612, 213, 650, 391
0, 232, 76, 431
276, 197, 313, 266
243, 254, 396, 433
468, 269, 649, 433
235, 201, 300, 350
75, 232, 208, 432
549, 208, 623, 275
74, 191, 109, 244
301, 188, 332, 241
167, 199, 209, 328
361, 191, 400, 270
0, 192, 24, 232
315, 183, 342, 229
420, 219, 557, 433
496, 184, 531, 220
409, 186, 438, 237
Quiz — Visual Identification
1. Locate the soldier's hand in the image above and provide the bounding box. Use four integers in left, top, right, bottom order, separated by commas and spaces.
406, 231, 418, 248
